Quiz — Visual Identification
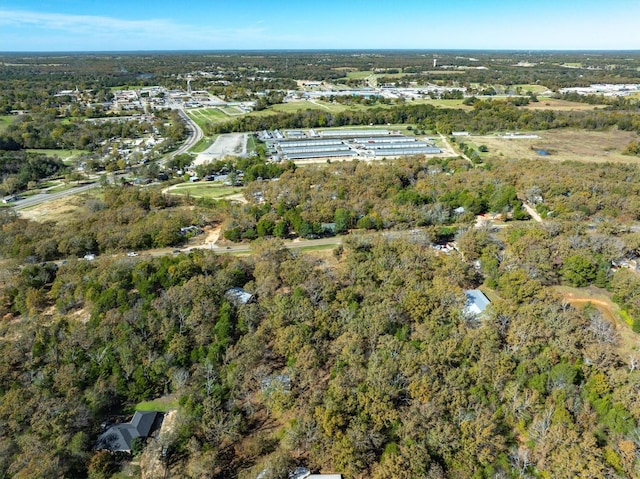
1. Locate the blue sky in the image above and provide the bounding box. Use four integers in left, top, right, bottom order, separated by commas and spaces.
1, 0, 639, 52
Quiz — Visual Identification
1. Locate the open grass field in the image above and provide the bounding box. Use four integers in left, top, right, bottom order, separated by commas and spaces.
26, 148, 87, 162
296, 243, 339, 253
346, 70, 373, 80
476, 128, 639, 164
510, 84, 550, 94
220, 105, 245, 115
187, 108, 230, 129
524, 98, 602, 111
190, 136, 217, 153
188, 107, 230, 120
18, 191, 98, 223
414, 98, 470, 109
168, 182, 244, 199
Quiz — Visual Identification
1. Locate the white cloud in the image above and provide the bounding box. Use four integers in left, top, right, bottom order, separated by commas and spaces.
0, 9, 272, 50
0, 9, 173, 35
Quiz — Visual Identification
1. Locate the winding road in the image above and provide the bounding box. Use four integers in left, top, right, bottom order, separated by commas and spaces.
169, 107, 204, 159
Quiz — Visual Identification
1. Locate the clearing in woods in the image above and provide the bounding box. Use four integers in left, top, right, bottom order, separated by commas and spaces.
555, 285, 639, 359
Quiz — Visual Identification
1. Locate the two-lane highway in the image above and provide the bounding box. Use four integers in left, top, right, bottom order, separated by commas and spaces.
168, 107, 203, 160
12, 182, 100, 211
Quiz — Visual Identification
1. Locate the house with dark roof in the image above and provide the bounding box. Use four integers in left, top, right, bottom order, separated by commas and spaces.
96, 411, 162, 453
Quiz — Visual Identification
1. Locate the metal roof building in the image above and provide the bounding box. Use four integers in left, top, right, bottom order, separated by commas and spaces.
352, 136, 419, 144
279, 139, 345, 148
319, 129, 393, 137
367, 147, 442, 156
284, 151, 356, 160
464, 290, 491, 316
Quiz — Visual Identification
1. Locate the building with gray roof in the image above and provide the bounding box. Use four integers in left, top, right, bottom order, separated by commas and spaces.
96, 411, 162, 453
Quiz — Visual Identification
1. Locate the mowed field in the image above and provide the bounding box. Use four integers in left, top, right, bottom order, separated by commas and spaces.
477, 128, 639, 163
166, 182, 245, 200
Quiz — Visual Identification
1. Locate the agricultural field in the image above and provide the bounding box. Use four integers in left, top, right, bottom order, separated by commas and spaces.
476, 128, 639, 163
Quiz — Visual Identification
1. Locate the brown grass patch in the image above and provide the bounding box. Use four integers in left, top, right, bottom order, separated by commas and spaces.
18, 194, 86, 223
478, 128, 639, 164
524, 98, 602, 111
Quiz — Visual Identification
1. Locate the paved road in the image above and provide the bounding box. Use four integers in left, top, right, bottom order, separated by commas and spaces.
168, 107, 203, 160
12, 182, 100, 211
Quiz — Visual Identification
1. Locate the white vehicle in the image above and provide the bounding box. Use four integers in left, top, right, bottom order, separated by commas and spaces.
127, 251, 138, 257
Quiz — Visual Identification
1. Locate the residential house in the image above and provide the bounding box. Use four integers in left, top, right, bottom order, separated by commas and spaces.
464, 289, 491, 317
96, 411, 163, 453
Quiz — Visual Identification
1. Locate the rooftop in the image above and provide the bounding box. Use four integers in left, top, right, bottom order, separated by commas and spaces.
464, 289, 491, 316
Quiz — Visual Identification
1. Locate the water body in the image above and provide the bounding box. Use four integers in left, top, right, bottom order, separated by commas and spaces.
535, 149, 550, 156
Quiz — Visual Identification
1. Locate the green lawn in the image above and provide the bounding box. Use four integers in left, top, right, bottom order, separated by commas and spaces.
190, 136, 217, 153
0, 115, 14, 132
220, 106, 244, 115
296, 243, 340, 252
170, 182, 244, 199
46, 183, 77, 194
246, 135, 257, 154
510, 84, 549, 94
135, 396, 179, 413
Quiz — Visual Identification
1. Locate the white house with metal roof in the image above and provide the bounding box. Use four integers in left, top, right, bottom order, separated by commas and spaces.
464, 290, 491, 317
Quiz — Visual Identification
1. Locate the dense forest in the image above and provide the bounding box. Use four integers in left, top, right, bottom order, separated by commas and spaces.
3, 51, 640, 478
2, 153, 640, 477
2, 226, 640, 478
